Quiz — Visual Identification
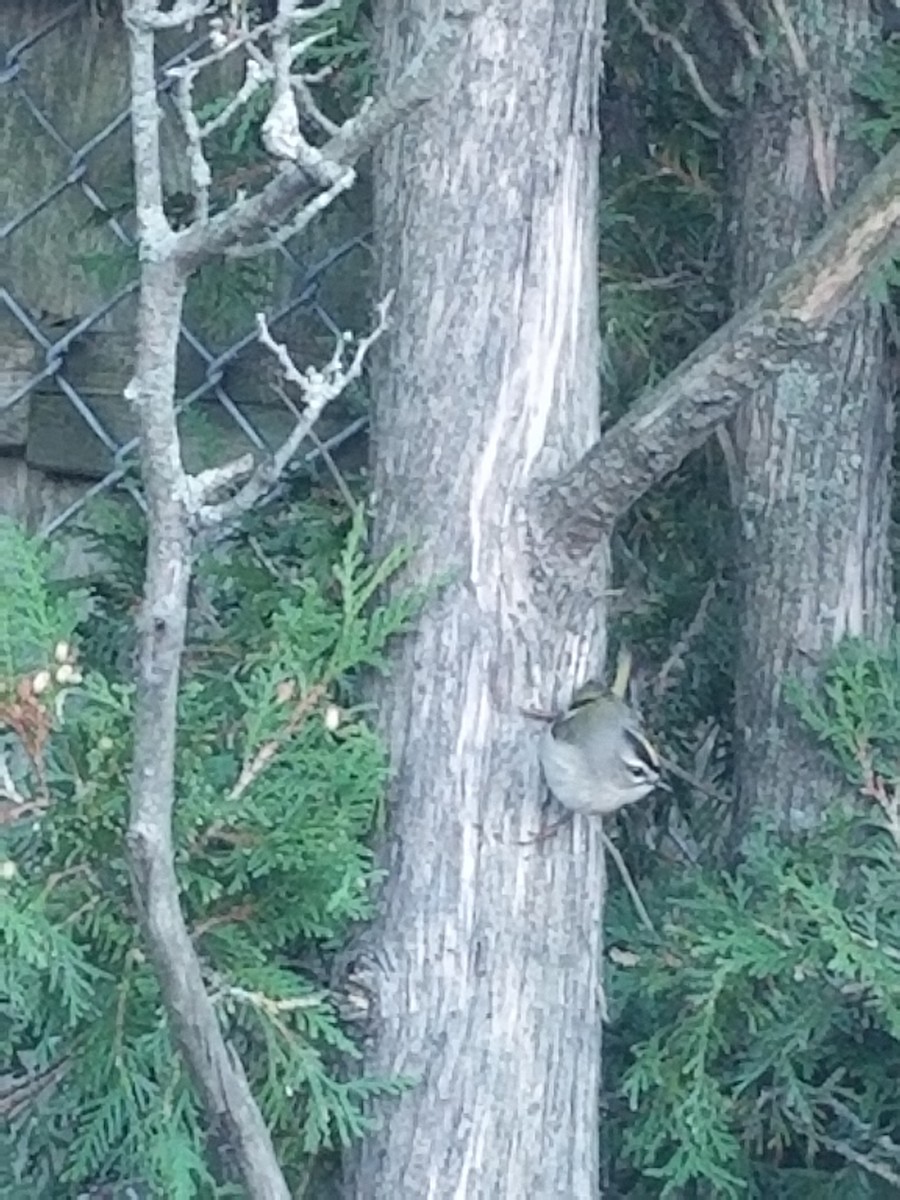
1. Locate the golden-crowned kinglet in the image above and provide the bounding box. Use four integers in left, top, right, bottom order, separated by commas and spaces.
538, 654, 663, 816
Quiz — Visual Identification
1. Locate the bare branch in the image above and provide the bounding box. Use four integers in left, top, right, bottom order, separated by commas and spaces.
0, 752, 29, 808
122, 260, 292, 1198
204, 57, 269, 139
171, 70, 212, 223
166, 21, 273, 148
113, 2, 458, 1190
226, 163, 356, 257
273, 0, 342, 28
200, 15, 275, 66
713, 0, 763, 59
213, 983, 325, 1017
303, 425, 358, 511
261, 1, 319, 163
126, 3, 171, 241
175, 4, 474, 269
121, 3, 295, 1194
195, 294, 392, 528
534, 141, 900, 560
767, 0, 808, 71
0, 1057, 70, 1121
657, 755, 734, 807
165, 5, 333, 214
653, 577, 719, 698
600, 831, 655, 932
128, 0, 211, 30
190, 452, 256, 500
626, 0, 730, 120
292, 74, 342, 137
819, 1137, 900, 1188
270, 380, 357, 509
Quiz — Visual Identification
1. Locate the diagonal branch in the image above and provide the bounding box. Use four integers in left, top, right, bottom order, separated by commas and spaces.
626, 0, 730, 119
535, 140, 900, 562
175, 2, 474, 269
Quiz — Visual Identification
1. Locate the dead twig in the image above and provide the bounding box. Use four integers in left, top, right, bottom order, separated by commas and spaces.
0, 1057, 71, 1120
192, 903, 256, 937
519, 819, 655, 932
600, 830, 656, 932
657, 754, 733, 808
229, 680, 330, 802
283, 393, 358, 513
714, 0, 763, 59
193, 293, 392, 530
819, 1137, 900, 1188
653, 576, 720, 699
858, 762, 900, 851
626, 0, 730, 120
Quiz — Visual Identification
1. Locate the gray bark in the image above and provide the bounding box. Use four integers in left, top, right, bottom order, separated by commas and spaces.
729, 0, 895, 828
123, 8, 292, 1192
117, 1, 469, 1193
346, 1, 608, 1196
534, 136, 900, 561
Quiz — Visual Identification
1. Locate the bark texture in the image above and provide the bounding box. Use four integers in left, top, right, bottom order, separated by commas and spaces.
124, 9, 292, 1192
535, 137, 900, 561
729, 0, 895, 829
348, 1, 608, 1195
117, 3, 456, 1192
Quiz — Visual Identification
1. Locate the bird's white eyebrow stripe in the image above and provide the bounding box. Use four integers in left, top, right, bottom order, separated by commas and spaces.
623, 726, 660, 770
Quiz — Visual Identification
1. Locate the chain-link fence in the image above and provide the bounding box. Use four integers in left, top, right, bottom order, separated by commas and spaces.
1, 2, 372, 546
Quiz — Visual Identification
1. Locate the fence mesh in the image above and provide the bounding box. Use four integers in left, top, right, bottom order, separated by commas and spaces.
1, 2, 372, 540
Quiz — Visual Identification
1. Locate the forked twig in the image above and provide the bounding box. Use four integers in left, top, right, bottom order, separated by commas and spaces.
626, 0, 730, 119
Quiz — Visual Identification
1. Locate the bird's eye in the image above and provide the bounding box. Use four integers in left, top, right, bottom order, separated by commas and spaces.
622, 727, 660, 779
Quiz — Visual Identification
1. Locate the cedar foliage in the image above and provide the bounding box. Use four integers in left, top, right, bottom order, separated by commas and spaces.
0, 500, 421, 1197
607, 646, 900, 1196
6, 1, 900, 1194
601, 11, 900, 1197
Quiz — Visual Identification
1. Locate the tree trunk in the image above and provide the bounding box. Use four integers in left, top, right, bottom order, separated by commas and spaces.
346, 1, 607, 1195
730, 0, 894, 829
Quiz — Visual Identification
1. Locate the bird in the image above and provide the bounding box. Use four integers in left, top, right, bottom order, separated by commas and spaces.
537, 649, 664, 818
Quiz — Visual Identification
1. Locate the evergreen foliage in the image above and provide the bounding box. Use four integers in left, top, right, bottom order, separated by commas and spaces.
600, 14, 900, 1199
1, 496, 422, 1197
600, 0, 737, 867
606, 639, 900, 1198
12, 2, 900, 1195
853, 36, 900, 330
